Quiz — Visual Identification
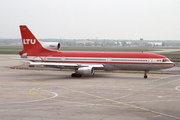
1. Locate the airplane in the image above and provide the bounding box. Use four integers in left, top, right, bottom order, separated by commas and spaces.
19, 25, 175, 79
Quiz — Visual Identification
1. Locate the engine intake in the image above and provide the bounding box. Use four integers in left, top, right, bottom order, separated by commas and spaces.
76, 67, 94, 75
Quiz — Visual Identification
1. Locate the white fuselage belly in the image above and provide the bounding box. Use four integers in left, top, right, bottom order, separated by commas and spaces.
102, 64, 172, 71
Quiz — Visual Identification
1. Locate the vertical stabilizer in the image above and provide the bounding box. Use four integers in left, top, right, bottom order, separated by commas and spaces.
19, 25, 43, 55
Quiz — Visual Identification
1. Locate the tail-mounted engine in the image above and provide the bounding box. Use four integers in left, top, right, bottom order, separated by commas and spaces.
40, 42, 61, 51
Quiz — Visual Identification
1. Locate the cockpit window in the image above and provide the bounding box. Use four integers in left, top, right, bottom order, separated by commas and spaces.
162, 59, 169, 62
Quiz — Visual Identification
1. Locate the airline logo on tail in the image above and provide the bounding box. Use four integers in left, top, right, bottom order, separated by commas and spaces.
23, 39, 36, 44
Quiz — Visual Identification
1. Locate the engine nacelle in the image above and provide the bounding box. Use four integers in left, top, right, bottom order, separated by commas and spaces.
76, 67, 94, 75
40, 41, 61, 51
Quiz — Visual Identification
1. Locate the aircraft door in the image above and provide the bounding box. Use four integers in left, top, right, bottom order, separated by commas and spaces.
148, 58, 152, 64
61, 56, 65, 62
107, 57, 111, 63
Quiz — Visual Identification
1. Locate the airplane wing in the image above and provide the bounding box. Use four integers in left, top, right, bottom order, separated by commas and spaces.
28, 61, 104, 69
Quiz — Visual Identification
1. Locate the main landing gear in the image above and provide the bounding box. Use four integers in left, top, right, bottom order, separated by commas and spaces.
71, 73, 82, 78
144, 71, 148, 79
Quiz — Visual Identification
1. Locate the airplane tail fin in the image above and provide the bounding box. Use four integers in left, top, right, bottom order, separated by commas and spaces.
19, 25, 43, 55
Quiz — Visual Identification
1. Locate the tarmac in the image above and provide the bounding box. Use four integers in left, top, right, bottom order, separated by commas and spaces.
1, 55, 180, 120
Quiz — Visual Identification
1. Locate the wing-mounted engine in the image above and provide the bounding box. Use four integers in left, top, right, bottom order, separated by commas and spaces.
75, 67, 94, 75
40, 41, 61, 51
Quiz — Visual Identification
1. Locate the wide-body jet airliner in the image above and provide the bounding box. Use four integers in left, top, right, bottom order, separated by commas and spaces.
19, 25, 174, 78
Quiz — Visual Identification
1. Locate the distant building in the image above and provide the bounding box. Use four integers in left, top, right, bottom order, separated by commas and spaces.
140, 38, 143, 46
75, 40, 95, 46
114, 42, 122, 46
119, 42, 122, 46
126, 42, 131, 45
148, 42, 162, 46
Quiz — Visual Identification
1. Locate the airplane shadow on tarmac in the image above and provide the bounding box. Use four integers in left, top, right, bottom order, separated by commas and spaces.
13, 70, 152, 81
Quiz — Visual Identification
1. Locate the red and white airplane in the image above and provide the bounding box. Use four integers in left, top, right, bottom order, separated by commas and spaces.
19, 25, 174, 78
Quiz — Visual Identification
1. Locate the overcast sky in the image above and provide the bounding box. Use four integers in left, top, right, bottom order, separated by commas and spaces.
0, 0, 180, 40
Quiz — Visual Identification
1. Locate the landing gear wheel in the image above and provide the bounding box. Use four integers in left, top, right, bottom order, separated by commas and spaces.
71, 73, 82, 78
75, 74, 82, 77
144, 71, 148, 79
144, 75, 147, 79
71, 73, 77, 77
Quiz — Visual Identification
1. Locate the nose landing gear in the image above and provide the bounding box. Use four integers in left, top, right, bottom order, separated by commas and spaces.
144, 71, 148, 79
144, 75, 147, 79
144, 71, 149, 79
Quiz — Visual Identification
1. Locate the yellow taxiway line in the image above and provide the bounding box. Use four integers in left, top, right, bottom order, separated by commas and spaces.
26, 77, 180, 120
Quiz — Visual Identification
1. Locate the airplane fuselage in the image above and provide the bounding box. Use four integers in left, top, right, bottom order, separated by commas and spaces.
27, 51, 174, 71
